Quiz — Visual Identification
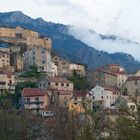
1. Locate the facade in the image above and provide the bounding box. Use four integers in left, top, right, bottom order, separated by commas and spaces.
0, 50, 10, 68
90, 68, 117, 88
50, 62, 57, 77
0, 26, 52, 50
10, 52, 23, 71
52, 55, 70, 77
123, 76, 140, 95
15, 26, 52, 50
0, 27, 15, 37
103, 64, 125, 73
23, 46, 52, 73
69, 90, 89, 113
115, 95, 137, 112
0, 69, 15, 94
39, 76, 73, 91
90, 85, 120, 109
103, 64, 127, 88
69, 63, 86, 76
39, 76, 74, 108
22, 88, 49, 110
116, 72, 128, 89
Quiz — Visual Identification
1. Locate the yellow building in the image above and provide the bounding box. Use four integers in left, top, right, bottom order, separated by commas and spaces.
0, 27, 15, 37
15, 26, 52, 50
0, 26, 52, 50
69, 90, 89, 113
69, 100, 85, 113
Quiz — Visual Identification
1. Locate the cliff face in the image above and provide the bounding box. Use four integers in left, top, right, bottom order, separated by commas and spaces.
0, 11, 140, 73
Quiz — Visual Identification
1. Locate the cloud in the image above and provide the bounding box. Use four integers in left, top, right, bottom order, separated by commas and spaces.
69, 26, 140, 60
34, 0, 70, 6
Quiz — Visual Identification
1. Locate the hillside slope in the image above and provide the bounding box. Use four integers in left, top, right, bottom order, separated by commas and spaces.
0, 11, 140, 73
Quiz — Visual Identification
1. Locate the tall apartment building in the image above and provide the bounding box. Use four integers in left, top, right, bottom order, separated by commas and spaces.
103, 64, 127, 88
0, 50, 10, 68
123, 76, 140, 95
23, 46, 52, 73
89, 68, 118, 88
52, 55, 70, 77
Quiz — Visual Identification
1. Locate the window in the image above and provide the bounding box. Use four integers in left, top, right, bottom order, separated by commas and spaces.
32, 56, 35, 60
42, 60, 45, 64
55, 83, 58, 86
35, 97, 39, 103
93, 96, 95, 99
42, 50, 45, 54
64, 97, 68, 107
43, 83, 45, 88
27, 98, 30, 104
130, 105, 135, 111
9, 80, 12, 84
61, 83, 64, 86
66, 83, 69, 87
135, 80, 137, 86
101, 96, 103, 99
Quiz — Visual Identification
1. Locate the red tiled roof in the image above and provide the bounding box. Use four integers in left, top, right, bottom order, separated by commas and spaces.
48, 77, 72, 84
48, 89, 72, 95
127, 76, 140, 81
96, 68, 117, 76
115, 71, 126, 75
73, 90, 88, 98
22, 88, 48, 97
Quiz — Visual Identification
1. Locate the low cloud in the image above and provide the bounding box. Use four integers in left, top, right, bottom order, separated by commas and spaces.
69, 26, 140, 60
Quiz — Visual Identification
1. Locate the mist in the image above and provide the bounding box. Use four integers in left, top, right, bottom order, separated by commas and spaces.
69, 26, 140, 60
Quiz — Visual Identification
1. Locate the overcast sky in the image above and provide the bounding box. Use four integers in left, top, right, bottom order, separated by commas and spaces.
1, 0, 140, 59
1, 0, 140, 39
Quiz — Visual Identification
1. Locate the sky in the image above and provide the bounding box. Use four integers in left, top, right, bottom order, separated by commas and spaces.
1, 0, 140, 59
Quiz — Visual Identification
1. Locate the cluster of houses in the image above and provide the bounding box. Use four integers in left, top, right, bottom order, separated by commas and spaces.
0, 26, 140, 114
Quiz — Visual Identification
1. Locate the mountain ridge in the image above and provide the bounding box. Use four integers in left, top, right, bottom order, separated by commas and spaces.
0, 11, 140, 73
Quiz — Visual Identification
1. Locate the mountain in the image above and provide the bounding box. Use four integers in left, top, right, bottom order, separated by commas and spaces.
0, 11, 140, 73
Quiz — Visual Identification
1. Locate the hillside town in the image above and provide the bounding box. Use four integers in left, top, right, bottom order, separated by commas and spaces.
0, 26, 140, 140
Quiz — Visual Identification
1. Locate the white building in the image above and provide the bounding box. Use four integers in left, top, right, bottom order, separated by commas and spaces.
90, 85, 120, 109
50, 62, 57, 77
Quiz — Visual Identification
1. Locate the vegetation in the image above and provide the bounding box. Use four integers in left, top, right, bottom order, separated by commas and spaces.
68, 70, 88, 90
0, 93, 140, 140
19, 65, 45, 80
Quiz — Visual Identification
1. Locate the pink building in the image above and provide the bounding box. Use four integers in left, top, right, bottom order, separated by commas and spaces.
22, 88, 49, 110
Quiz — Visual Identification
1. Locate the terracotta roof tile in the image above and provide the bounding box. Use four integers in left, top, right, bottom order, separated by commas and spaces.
22, 88, 48, 97
73, 90, 88, 98
48, 77, 72, 84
